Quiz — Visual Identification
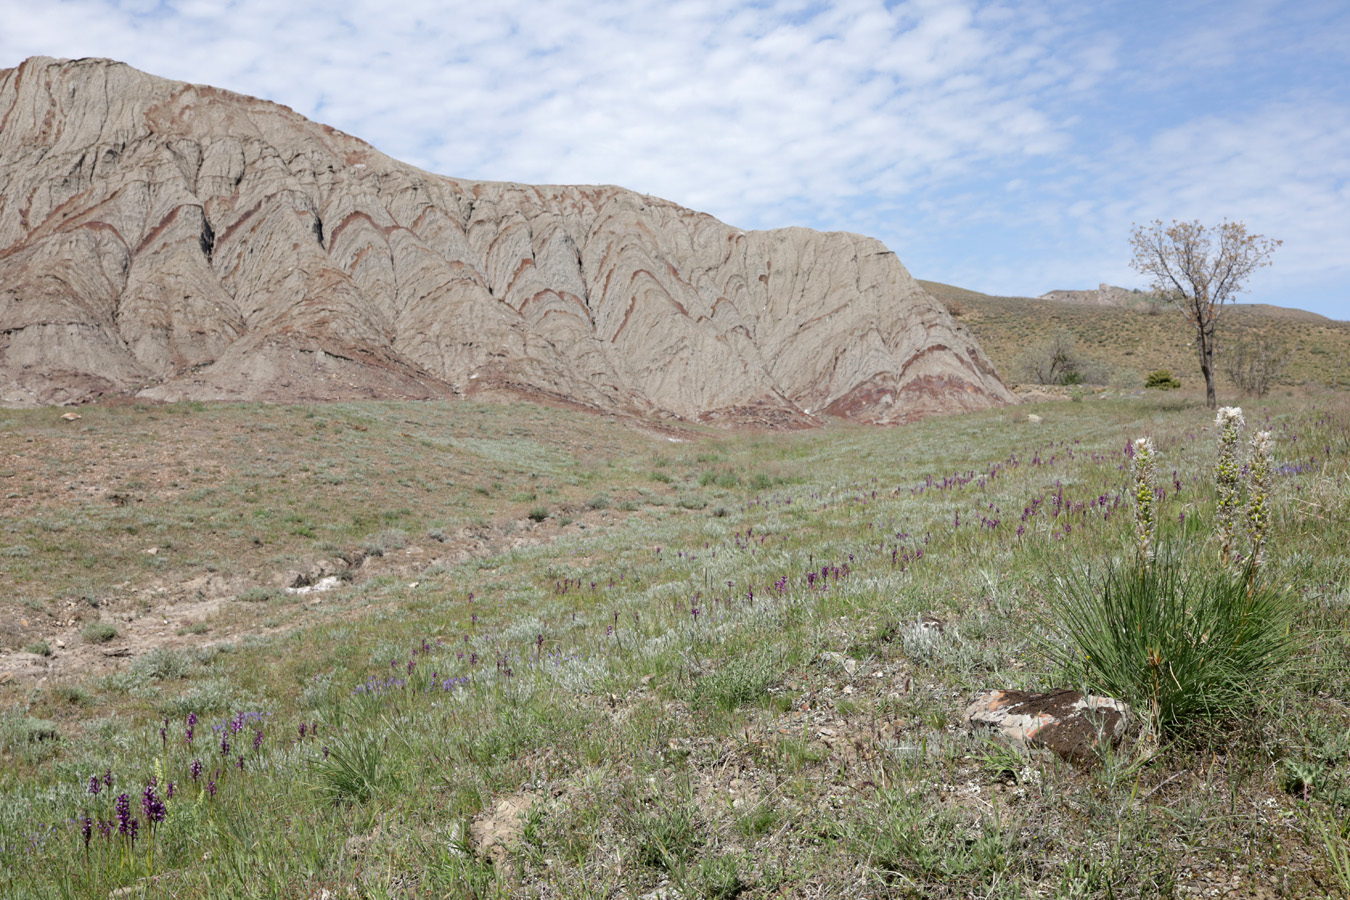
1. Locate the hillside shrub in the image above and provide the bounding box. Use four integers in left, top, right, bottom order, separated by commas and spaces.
81, 621, 117, 644
1144, 370, 1181, 390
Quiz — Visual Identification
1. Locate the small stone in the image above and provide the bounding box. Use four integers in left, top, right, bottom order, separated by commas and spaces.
964, 688, 1129, 764
1026, 413, 1042, 424
818, 651, 858, 676
61, 412, 81, 421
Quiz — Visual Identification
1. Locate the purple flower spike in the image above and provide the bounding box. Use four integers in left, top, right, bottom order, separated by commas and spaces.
81, 816, 92, 848
221, 735, 230, 757
142, 783, 167, 826
115, 793, 131, 834
299, 723, 307, 740
189, 759, 203, 781
103, 770, 113, 789
88, 775, 101, 796
253, 729, 263, 752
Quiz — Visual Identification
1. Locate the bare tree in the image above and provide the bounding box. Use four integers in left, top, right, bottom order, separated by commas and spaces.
1017, 331, 1082, 385
1222, 332, 1290, 397
1129, 220, 1280, 408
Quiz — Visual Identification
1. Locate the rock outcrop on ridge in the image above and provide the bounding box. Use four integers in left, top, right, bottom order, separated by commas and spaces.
0, 56, 1014, 423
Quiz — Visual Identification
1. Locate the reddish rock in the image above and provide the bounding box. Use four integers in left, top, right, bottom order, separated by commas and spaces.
964, 688, 1130, 763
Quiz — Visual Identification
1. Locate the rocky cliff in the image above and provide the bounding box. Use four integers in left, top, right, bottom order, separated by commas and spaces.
0, 57, 1014, 424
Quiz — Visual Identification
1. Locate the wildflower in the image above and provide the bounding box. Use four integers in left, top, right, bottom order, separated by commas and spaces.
87, 775, 101, 796
207, 773, 217, 798
253, 729, 264, 752
1215, 406, 1245, 563
1247, 430, 1273, 571
189, 759, 203, 781
114, 793, 132, 835
142, 782, 167, 827
220, 735, 230, 757
81, 816, 92, 849
1131, 437, 1158, 563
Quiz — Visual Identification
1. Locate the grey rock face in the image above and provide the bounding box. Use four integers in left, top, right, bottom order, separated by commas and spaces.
1, 56, 1014, 422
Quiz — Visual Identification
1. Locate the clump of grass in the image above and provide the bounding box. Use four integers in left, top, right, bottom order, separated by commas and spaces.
688, 647, 787, 712
621, 790, 703, 873
528, 506, 549, 522
24, 640, 51, 657
309, 733, 389, 805
81, 621, 118, 644
1042, 547, 1297, 735
585, 493, 610, 510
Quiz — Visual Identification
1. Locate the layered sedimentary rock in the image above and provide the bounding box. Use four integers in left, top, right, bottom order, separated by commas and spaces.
0, 56, 1014, 423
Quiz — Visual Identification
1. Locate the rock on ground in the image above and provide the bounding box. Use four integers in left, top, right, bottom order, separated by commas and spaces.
965, 688, 1130, 763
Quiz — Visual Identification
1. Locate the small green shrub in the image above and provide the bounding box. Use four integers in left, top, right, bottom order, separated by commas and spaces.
1042, 547, 1297, 735
1145, 370, 1181, 390
676, 494, 708, 511
133, 647, 193, 680
585, 493, 610, 510
81, 621, 117, 644
24, 641, 51, 657
528, 506, 549, 522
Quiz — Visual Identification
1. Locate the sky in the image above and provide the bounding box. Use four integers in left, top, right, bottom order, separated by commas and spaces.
3, 0, 1348, 320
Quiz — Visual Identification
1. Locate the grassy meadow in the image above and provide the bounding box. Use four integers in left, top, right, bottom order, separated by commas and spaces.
2, 386, 1350, 898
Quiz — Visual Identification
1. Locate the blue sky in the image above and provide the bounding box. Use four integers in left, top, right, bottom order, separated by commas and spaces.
4, 0, 1347, 319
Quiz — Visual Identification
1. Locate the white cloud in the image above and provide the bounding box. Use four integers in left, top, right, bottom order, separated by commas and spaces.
0, 0, 1346, 317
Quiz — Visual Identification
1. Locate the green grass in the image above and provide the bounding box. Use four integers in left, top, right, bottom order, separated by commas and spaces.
1, 391, 1348, 897
1042, 547, 1298, 735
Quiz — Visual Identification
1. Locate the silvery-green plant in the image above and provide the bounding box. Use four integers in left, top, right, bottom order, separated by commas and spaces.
1131, 436, 1157, 563
1214, 406, 1245, 564
1246, 430, 1273, 574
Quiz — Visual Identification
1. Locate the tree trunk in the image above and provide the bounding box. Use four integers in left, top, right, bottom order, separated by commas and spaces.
1199, 330, 1217, 409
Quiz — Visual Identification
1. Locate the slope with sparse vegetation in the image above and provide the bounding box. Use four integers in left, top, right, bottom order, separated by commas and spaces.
2, 389, 1349, 897
921, 280, 1350, 392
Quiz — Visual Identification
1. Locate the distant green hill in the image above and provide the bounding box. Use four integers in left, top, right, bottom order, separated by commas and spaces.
919, 280, 1350, 392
